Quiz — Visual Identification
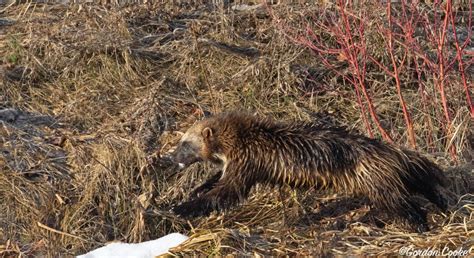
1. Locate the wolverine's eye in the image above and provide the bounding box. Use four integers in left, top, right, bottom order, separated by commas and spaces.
181, 141, 191, 148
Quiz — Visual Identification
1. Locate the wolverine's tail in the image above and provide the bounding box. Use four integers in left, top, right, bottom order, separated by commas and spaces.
403, 149, 448, 211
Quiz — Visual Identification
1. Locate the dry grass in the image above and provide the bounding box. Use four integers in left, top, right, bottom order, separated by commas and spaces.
0, 2, 472, 257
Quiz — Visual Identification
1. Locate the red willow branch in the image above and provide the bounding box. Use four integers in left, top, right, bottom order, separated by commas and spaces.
448, 0, 474, 118
336, 0, 393, 142
437, 0, 457, 158
385, 1, 416, 148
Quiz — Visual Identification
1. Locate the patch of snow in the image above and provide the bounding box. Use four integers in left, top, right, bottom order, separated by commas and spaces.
77, 233, 188, 258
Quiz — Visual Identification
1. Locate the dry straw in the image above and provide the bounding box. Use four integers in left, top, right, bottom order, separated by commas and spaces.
0, 1, 472, 256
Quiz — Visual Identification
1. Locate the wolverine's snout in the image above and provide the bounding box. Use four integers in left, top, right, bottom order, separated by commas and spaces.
172, 141, 202, 168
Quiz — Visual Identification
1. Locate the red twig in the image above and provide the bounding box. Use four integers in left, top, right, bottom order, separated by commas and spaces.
437, 0, 457, 158
449, 0, 474, 118
336, 0, 393, 142
387, 1, 416, 148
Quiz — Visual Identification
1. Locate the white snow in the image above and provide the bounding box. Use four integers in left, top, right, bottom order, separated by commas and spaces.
77, 233, 189, 258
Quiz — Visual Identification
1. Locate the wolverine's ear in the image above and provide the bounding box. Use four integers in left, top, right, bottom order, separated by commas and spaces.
202, 127, 213, 139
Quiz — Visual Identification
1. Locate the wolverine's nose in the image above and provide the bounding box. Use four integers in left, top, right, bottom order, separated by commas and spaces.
171, 147, 188, 170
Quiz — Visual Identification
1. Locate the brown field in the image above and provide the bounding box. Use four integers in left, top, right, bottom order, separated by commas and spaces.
0, 1, 472, 256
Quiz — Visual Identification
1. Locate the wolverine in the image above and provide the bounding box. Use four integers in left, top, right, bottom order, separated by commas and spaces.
171, 111, 447, 232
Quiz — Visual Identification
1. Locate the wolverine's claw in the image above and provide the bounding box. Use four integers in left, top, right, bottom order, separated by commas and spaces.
189, 185, 213, 199
189, 171, 223, 199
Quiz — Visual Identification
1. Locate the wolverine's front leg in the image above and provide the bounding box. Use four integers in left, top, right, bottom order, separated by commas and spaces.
172, 162, 253, 218
172, 182, 251, 218
189, 170, 223, 199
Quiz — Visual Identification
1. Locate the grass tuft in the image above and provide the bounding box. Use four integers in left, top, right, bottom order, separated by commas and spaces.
0, 1, 472, 256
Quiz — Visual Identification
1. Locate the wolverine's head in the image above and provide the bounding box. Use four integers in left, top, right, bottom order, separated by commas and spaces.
172, 119, 225, 169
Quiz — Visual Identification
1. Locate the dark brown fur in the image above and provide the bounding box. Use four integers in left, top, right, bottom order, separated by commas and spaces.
172, 111, 447, 232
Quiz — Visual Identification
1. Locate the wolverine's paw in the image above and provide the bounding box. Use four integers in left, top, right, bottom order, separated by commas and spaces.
171, 200, 212, 218
189, 185, 213, 199
189, 171, 222, 199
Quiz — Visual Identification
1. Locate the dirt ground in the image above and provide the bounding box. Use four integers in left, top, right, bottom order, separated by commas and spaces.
0, 1, 472, 256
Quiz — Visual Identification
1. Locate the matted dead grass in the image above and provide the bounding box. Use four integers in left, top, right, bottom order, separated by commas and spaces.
0, 2, 472, 257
